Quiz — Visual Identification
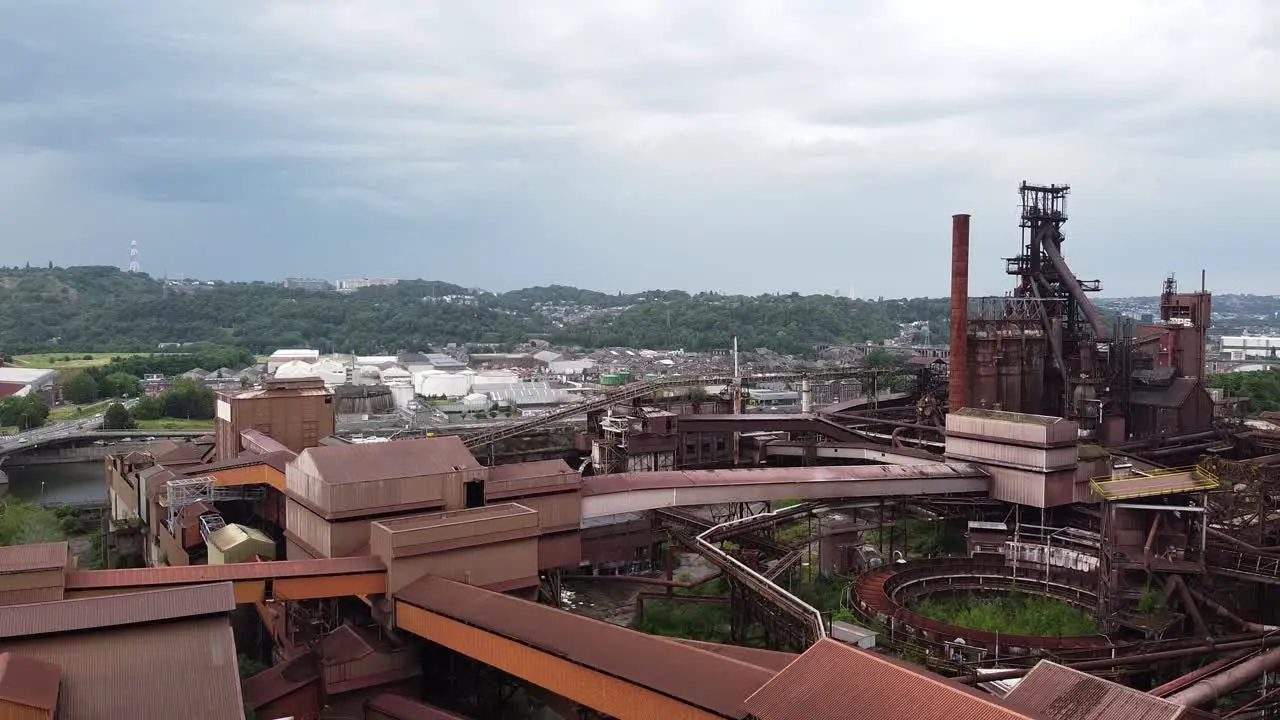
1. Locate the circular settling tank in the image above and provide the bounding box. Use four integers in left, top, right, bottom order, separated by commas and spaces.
854, 557, 1112, 652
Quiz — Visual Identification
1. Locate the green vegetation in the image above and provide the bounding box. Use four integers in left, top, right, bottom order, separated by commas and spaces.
103, 402, 136, 430
0, 266, 953, 356
0, 395, 49, 430
866, 518, 967, 558
0, 500, 98, 550
635, 579, 736, 644
911, 592, 1097, 637
11, 352, 143, 369
1210, 369, 1280, 412
108, 377, 217, 431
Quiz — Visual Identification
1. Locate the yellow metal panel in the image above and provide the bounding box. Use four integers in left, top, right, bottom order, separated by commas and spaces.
209, 464, 284, 491
395, 603, 722, 720
233, 580, 267, 604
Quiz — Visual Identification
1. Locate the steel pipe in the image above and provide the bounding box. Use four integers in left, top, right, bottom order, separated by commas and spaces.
1166, 645, 1280, 707
1040, 231, 1111, 341
956, 634, 1280, 684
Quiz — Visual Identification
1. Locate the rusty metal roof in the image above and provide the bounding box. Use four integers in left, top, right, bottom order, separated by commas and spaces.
0, 652, 60, 711
582, 463, 986, 496
744, 638, 1036, 720
318, 624, 381, 665
301, 435, 481, 484
487, 459, 576, 481
0, 542, 68, 575
64, 556, 383, 589
397, 576, 773, 718
4, 616, 244, 719
366, 693, 472, 720
241, 651, 321, 710
1004, 661, 1185, 720
240, 428, 294, 455
670, 639, 797, 672
0, 582, 235, 640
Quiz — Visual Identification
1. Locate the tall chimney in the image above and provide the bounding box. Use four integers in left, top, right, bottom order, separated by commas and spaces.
949, 214, 971, 412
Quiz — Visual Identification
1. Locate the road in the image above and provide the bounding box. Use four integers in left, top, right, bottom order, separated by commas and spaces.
0, 400, 138, 454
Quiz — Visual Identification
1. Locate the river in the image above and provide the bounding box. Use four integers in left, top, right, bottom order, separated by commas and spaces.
2, 461, 108, 507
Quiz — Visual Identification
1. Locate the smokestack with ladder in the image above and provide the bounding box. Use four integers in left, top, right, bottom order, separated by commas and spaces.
948, 214, 971, 412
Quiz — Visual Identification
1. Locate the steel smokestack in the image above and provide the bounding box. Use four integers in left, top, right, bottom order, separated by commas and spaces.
949, 214, 971, 411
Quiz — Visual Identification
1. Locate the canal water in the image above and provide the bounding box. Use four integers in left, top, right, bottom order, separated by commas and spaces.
2, 461, 107, 507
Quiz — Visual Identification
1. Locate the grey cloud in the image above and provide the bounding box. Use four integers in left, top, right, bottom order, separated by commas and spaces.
0, 0, 1277, 297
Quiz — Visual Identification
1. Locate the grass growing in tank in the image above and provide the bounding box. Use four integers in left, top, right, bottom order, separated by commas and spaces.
910, 591, 1098, 637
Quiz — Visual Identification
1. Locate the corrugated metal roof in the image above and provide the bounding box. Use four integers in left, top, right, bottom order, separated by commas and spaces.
302, 436, 481, 485
487, 459, 576, 483
366, 693, 471, 720
0, 652, 60, 710
1131, 378, 1199, 409
318, 624, 377, 664
1003, 661, 1184, 720
64, 556, 383, 589
670, 639, 797, 672
0, 542, 68, 574
397, 576, 772, 718
4, 615, 244, 719
0, 582, 235, 640
744, 638, 1036, 720
241, 651, 321, 709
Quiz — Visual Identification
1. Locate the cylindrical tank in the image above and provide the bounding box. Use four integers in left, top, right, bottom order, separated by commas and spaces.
600, 374, 623, 386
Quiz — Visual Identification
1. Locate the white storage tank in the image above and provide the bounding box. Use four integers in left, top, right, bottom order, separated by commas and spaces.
273, 360, 318, 379
416, 371, 472, 398
388, 382, 416, 409
472, 370, 519, 387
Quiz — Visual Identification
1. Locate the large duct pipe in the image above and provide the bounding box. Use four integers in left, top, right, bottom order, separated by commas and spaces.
1166, 645, 1280, 708
1040, 234, 1112, 341
949, 214, 971, 411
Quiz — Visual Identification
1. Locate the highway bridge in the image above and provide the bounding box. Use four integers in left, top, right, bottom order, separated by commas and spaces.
0, 427, 209, 458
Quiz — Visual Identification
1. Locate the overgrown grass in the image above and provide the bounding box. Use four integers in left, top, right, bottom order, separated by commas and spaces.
866, 518, 967, 558
911, 592, 1097, 637
0, 426, 14, 436
12, 352, 156, 369
135, 418, 215, 430
635, 578, 735, 643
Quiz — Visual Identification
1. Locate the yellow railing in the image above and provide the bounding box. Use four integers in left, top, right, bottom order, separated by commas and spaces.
1089, 465, 1220, 501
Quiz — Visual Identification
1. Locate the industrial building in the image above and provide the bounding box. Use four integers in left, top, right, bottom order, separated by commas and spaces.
11, 185, 1280, 717
0, 365, 57, 402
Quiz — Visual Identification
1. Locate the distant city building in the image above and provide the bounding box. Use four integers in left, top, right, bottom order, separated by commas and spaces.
1221, 335, 1280, 361
336, 277, 398, 293
267, 349, 321, 373
284, 278, 333, 292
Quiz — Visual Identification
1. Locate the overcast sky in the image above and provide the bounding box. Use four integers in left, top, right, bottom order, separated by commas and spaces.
1, 1, 1276, 298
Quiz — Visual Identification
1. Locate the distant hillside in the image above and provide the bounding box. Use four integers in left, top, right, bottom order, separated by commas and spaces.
0, 267, 951, 357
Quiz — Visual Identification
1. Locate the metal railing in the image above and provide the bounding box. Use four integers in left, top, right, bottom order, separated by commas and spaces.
1089, 465, 1221, 501
1207, 548, 1280, 581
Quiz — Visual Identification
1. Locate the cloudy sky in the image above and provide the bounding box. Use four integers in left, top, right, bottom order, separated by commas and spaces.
1, 1, 1276, 297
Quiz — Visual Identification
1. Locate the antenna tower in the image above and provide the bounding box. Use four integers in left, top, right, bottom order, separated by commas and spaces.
128, 240, 140, 273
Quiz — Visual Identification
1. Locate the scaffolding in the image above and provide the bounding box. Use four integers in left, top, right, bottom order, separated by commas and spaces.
161, 475, 266, 530
199, 513, 227, 543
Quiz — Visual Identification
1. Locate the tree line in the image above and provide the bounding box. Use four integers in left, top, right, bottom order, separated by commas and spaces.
0, 266, 951, 357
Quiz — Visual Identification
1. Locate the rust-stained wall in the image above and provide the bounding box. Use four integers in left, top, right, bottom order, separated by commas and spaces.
986, 467, 1075, 508
581, 518, 660, 569
0, 700, 52, 720
287, 456, 477, 518
286, 499, 372, 558
395, 603, 723, 720
370, 505, 541, 594
539, 531, 583, 571
383, 540, 538, 595
216, 387, 334, 462
506, 493, 581, 535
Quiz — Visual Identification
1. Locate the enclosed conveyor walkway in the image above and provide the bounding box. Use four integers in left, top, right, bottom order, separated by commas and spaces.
581, 463, 988, 519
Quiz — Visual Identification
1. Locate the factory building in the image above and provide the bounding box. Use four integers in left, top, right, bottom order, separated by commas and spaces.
0, 365, 57, 403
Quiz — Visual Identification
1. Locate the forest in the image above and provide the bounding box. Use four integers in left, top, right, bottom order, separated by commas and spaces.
0, 266, 951, 356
